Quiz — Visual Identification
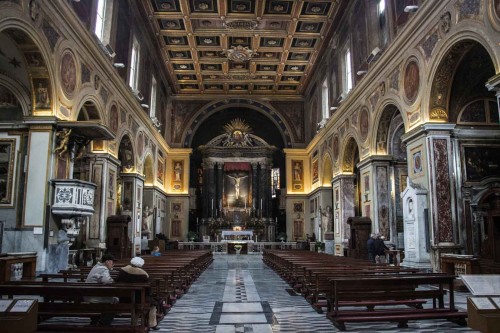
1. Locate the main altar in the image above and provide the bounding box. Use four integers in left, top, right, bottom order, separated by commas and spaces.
197, 119, 277, 242
219, 229, 255, 254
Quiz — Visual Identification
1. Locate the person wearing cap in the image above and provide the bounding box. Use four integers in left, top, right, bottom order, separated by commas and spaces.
116, 257, 159, 330
85, 253, 117, 326
373, 233, 389, 264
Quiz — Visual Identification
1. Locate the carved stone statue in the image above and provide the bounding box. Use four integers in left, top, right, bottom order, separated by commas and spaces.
54, 128, 72, 157
141, 205, 153, 239
320, 205, 333, 233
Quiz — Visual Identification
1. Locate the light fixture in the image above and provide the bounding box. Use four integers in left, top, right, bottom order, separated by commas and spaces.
404, 5, 419, 12
357, 70, 367, 76
141, 104, 149, 109
113, 63, 125, 68
330, 106, 338, 110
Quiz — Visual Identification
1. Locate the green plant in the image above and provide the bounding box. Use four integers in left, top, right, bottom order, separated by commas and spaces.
187, 231, 198, 241
315, 241, 325, 252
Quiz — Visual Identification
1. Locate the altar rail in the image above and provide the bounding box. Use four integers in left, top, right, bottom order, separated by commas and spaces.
178, 242, 299, 254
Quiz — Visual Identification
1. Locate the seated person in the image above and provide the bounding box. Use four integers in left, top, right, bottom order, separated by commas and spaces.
116, 257, 159, 330
85, 253, 117, 326
151, 246, 161, 257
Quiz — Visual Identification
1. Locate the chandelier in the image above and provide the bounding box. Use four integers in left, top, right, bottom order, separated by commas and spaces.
223, 45, 258, 62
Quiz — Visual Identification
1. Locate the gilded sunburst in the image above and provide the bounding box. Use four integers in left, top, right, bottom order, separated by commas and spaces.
222, 118, 253, 146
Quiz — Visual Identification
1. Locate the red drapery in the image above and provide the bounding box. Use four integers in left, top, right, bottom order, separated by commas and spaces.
224, 162, 251, 172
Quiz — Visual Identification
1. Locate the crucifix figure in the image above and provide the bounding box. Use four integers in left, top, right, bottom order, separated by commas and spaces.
227, 174, 248, 199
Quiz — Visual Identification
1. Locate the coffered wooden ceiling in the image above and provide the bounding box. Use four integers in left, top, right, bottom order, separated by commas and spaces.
142, 0, 344, 97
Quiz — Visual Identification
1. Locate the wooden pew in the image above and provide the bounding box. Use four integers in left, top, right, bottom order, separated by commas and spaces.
0, 283, 149, 332
326, 274, 467, 331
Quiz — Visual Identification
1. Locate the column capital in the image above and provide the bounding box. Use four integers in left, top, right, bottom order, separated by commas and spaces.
401, 123, 456, 144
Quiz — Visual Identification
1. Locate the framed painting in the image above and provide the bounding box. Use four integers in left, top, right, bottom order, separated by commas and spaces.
32, 77, 51, 110
411, 146, 424, 177
462, 145, 500, 182
0, 139, 16, 206
363, 173, 370, 192
172, 160, 183, 191
291, 160, 304, 191
171, 202, 182, 213
312, 158, 319, 183
293, 201, 304, 213
157, 156, 165, 184
292, 160, 303, 182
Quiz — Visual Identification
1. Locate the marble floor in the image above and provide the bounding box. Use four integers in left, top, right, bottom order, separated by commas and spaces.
155, 254, 478, 333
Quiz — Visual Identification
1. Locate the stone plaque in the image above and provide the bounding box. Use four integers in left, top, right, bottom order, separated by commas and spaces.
0, 300, 13, 312
469, 297, 497, 310
10, 299, 35, 312
462, 275, 500, 296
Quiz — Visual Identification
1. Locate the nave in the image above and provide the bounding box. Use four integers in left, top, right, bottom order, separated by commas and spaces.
153, 255, 477, 333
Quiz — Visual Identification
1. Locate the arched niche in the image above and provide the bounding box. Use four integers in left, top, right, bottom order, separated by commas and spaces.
375, 104, 400, 155
118, 134, 135, 172
429, 41, 496, 122
341, 137, 361, 216
322, 154, 333, 186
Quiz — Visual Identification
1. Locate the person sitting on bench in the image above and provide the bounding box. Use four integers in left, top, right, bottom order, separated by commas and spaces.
85, 253, 118, 326
116, 256, 159, 330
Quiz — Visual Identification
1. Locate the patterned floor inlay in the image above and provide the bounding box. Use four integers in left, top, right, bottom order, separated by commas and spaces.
155, 254, 479, 332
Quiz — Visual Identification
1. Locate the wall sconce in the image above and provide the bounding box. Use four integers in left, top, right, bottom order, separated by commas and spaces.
335, 202, 339, 209
364, 191, 369, 202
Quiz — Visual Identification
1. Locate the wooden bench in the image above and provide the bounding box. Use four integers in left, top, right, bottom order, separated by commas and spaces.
0, 283, 149, 332
326, 274, 467, 331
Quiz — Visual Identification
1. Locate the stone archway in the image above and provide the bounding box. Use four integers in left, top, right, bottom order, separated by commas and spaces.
428, 40, 498, 259
428, 40, 495, 122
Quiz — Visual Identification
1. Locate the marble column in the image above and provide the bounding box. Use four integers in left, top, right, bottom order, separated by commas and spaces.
357, 156, 394, 242
88, 153, 121, 247
202, 161, 216, 219
202, 162, 209, 219
120, 172, 145, 256
251, 162, 258, 216
426, 124, 457, 246
331, 174, 356, 255
216, 163, 223, 218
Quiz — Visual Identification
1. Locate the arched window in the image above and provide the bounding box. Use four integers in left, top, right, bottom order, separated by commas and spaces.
344, 48, 352, 94
321, 79, 329, 120
129, 36, 140, 91
94, 0, 114, 44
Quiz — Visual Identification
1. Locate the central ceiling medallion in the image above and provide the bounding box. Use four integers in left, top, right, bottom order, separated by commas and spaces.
223, 45, 258, 62
223, 20, 259, 30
